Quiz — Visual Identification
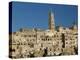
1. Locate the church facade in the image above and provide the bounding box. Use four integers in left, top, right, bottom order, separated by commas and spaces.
9, 11, 78, 58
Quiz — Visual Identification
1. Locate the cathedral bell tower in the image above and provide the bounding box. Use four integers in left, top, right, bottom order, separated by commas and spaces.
48, 10, 55, 32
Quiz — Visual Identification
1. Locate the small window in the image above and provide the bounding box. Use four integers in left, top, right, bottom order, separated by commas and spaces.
75, 36, 77, 39
50, 48, 51, 51
54, 35, 56, 37
42, 39, 45, 41
29, 35, 31, 37
65, 39, 67, 41
58, 48, 59, 50
34, 35, 36, 37
24, 35, 27, 37
48, 39, 49, 41
66, 42, 68, 44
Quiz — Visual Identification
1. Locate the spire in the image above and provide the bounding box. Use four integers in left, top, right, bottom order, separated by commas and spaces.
48, 10, 55, 31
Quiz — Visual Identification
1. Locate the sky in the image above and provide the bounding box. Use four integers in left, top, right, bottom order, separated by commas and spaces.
11, 1, 78, 32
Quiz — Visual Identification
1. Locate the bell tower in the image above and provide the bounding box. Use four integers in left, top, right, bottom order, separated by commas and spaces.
48, 10, 55, 31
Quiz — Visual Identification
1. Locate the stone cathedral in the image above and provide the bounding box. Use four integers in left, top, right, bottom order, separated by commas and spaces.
9, 11, 78, 58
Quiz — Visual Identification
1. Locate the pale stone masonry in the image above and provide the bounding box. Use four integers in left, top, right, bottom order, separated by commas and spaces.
9, 11, 78, 58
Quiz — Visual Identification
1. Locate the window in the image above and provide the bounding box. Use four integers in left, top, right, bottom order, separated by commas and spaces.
65, 39, 68, 41
29, 35, 31, 37
57, 35, 58, 37
66, 42, 68, 44
34, 35, 36, 37
48, 39, 49, 41
57, 42, 59, 44
46, 36, 49, 38
54, 35, 56, 37
58, 48, 59, 50
41, 43, 43, 47
75, 36, 77, 39
74, 33, 78, 35
29, 43, 34, 48
24, 35, 27, 37
46, 38, 47, 41
50, 48, 51, 51
42, 39, 45, 41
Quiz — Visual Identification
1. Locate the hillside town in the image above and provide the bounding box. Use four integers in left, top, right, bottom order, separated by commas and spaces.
9, 11, 78, 58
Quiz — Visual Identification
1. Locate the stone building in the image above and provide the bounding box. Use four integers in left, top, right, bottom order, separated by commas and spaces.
9, 11, 78, 58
